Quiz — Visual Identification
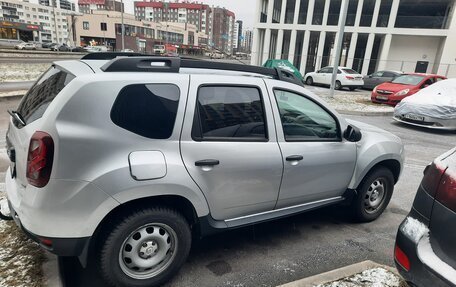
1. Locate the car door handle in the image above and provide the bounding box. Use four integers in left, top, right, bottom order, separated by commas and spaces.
286, 155, 304, 161
195, 159, 220, 167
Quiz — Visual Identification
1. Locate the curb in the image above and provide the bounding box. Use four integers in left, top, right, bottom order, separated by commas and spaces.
336, 109, 394, 117
277, 260, 399, 287
42, 252, 63, 287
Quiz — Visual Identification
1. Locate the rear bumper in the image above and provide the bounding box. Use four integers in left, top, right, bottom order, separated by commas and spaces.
395, 213, 456, 287
8, 199, 90, 257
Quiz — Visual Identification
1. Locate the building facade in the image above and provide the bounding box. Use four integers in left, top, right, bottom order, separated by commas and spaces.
78, 0, 123, 14
0, 0, 72, 43
209, 6, 235, 54
69, 10, 208, 52
39, 0, 76, 11
233, 19, 242, 52
242, 29, 253, 53
252, 0, 456, 78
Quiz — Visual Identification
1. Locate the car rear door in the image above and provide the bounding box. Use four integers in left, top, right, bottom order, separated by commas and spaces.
180, 75, 283, 220
429, 149, 456, 269
266, 80, 357, 208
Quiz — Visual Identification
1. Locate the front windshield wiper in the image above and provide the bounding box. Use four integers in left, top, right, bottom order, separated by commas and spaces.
7, 110, 26, 126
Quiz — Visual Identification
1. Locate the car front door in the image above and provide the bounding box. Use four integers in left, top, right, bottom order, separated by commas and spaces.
266, 82, 357, 208
180, 75, 283, 220
321, 67, 333, 85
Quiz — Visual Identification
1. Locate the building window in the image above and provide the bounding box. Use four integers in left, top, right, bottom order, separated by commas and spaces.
360, 0, 376, 26
298, 0, 309, 24
345, 0, 359, 26
327, 0, 342, 25
284, 0, 296, 23
395, 0, 452, 29
100, 22, 107, 31
312, 0, 325, 25
83, 21, 89, 30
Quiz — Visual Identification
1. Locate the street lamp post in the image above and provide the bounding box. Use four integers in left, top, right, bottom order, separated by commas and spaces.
329, 0, 349, 98
120, 0, 125, 50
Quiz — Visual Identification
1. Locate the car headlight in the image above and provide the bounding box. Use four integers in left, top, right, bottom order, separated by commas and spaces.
395, 89, 410, 96
373, 86, 378, 93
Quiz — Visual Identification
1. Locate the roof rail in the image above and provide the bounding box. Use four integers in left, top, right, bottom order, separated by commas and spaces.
81, 52, 144, 60
99, 55, 304, 86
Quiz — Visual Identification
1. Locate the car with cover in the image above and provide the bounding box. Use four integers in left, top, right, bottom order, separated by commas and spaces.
395, 148, 456, 287
304, 66, 364, 90
1, 53, 404, 287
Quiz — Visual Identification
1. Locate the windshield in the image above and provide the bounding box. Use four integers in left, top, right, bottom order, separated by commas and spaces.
392, 75, 425, 85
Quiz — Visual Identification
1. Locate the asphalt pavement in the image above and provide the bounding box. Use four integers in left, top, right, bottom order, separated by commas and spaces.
0, 97, 454, 287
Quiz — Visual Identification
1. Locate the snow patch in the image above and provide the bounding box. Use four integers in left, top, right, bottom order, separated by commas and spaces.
315, 267, 402, 287
400, 217, 428, 243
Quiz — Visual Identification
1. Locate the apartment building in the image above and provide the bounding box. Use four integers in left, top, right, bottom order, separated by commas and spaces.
252, 0, 456, 78
0, 0, 72, 43
78, 0, 123, 14
39, 0, 76, 11
69, 10, 208, 52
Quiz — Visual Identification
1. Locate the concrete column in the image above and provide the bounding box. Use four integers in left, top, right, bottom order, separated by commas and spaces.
254, 0, 262, 25
300, 30, 311, 74
267, 0, 275, 23
288, 29, 297, 63
354, 0, 364, 27
316, 31, 326, 69
377, 33, 392, 71
361, 33, 375, 75
262, 28, 272, 64
280, 0, 287, 24
371, 0, 381, 27
322, 0, 330, 26
307, 0, 315, 24
346, 32, 358, 68
275, 29, 284, 59
293, 0, 301, 24
388, 0, 400, 28
251, 28, 261, 65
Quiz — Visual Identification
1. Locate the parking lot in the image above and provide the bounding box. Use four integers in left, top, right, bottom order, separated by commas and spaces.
1, 95, 452, 287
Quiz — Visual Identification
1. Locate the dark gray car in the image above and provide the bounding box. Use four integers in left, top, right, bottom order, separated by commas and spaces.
395, 147, 456, 287
364, 71, 402, 90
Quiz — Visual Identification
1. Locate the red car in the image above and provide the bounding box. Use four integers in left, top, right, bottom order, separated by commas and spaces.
371, 73, 446, 106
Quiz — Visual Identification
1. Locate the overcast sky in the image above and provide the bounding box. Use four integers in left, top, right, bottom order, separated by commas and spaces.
122, 0, 256, 29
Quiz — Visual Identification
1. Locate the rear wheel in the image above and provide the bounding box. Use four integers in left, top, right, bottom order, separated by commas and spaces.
99, 207, 191, 287
335, 81, 342, 90
352, 167, 394, 222
306, 77, 314, 86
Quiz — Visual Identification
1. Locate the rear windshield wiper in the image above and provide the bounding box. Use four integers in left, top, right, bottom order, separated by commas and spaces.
7, 110, 26, 126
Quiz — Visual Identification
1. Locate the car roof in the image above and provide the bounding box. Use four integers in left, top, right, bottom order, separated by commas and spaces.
402, 73, 445, 77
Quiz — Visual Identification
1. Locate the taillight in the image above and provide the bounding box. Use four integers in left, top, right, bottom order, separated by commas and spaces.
26, 131, 54, 188
435, 169, 456, 212
421, 162, 446, 197
395, 244, 410, 271
346, 76, 354, 80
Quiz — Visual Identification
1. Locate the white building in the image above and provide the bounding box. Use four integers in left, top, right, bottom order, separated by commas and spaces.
0, 0, 74, 43
252, 0, 456, 78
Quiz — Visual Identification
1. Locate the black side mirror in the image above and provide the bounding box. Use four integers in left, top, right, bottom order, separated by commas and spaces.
344, 125, 362, 142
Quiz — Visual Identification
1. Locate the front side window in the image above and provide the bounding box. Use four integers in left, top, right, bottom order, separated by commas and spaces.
192, 86, 267, 141
274, 90, 339, 141
111, 84, 180, 139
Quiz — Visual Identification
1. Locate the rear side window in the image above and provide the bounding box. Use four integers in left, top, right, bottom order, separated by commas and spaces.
111, 84, 180, 139
342, 68, 359, 74
192, 85, 267, 141
16, 66, 75, 125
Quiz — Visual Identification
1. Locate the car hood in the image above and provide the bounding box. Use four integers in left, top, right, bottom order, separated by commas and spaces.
376, 83, 415, 93
346, 119, 398, 138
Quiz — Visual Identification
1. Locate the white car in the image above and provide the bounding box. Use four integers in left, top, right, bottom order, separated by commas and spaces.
14, 42, 36, 50
305, 66, 364, 91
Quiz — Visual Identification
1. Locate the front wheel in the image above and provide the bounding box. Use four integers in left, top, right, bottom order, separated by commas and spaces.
352, 167, 394, 222
100, 207, 191, 287
335, 80, 342, 90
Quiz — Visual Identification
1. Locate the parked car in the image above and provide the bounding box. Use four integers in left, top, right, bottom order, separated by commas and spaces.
153, 44, 165, 54
304, 66, 364, 90
121, 49, 134, 52
363, 70, 403, 90
52, 43, 71, 52
71, 46, 87, 53
42, 42, 56, 49
14, 42, 36, 50
85, 45, 108, 52
371, 73, 447, 106
1, 54, 404, 287
395, 147, 456, 287
394, 79, 456, 131
47, 43, 58, 50
164, 52, 179, 57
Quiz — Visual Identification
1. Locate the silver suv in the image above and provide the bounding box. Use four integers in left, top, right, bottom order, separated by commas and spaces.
2, 54, 404, 287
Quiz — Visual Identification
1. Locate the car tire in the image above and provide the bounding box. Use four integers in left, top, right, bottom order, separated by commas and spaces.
99, 207, 191, 287
349, 87, 356, 91
306, 77, 314, 86
335, 81, 342, 90
352, 167, 394, 222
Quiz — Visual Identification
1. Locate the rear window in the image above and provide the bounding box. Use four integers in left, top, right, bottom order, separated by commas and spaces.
110, 84, 180, 139
16, 66, 75, 125
342, 68, 359, 74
